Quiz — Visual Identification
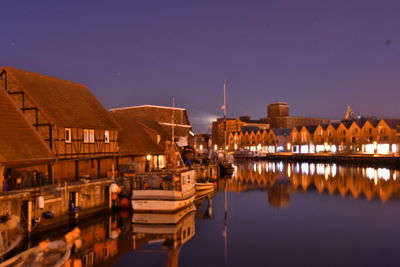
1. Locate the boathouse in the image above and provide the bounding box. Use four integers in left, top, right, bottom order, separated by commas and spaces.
0, 66, 120, 182
110, 111, 166, 173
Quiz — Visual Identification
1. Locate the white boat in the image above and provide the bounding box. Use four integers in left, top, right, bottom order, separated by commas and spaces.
0, 240, 70, 267
132, 204, 196, 225
131, 169, 196, 212
132, 205, 196, 267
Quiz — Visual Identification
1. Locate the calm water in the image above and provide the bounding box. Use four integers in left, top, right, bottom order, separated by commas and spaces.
5, 161, 400, 267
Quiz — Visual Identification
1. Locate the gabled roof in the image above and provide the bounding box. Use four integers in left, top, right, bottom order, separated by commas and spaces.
110, 105, 191, 126
320, 124, 329, 130
304, 125, 318, 134
110, 105, 191, 137
241, 126, 260, 133
331, 122, 341, 130
270, 128, 292, 136
379, 119, 400, 129
0, 87, 54, 165
110, 112, 164, 156
3, 66, 119, 130
341, 120, 353, 129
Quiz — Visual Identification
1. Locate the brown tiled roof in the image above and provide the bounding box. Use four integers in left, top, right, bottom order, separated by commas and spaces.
3, 66, 119, 130
110, 105, 192, 138
379, 119, 400, 129
0, 87, 54, 165
110, 112, 164, 156
110, 105, 191, 126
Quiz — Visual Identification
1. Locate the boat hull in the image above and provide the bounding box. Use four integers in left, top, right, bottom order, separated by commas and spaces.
132, 194, 196, 212
195, 182, 215, 191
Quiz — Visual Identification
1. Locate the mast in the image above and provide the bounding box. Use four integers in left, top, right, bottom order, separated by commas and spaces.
172, 97, 175, 144
223, 80, 227, 151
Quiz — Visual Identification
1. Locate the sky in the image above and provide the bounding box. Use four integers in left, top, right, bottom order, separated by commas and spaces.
1, 1, 400, 133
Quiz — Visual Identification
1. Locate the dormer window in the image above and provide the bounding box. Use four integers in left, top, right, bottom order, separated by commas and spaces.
65, 128, 72, 143
104, 130, 110, 143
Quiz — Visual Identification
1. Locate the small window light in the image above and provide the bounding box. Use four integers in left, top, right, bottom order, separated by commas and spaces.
65, 128, 72, 143
104, 130, 110, 143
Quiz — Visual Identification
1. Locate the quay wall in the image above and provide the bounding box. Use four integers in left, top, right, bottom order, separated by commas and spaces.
0, 178, 112, 233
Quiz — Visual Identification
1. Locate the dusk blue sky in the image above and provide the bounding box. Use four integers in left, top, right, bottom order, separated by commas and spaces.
1, 1, 400, 132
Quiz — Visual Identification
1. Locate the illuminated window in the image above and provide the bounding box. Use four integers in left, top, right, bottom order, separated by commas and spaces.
65, 128, 72, 143
104, 130, 110, 143
89, 129, 95, 143
83, 129, 89, 143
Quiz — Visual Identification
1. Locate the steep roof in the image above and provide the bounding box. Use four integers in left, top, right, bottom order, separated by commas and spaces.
271, 128, 292, 136
110, 105, 191, 126
305, 125, 318, 134
110, 106, 191, 137
241, 126, 260, 133
379, 119, 400, 129
110, 112, 164, 156
3, 66, 119, 129
0, 87, 54, 166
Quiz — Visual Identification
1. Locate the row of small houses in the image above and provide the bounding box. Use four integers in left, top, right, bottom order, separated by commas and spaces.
228, 118, 400, 155
0, 66, 192, 194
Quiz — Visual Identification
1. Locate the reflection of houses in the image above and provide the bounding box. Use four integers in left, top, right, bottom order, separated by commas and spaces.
110, 105, 193, 147
230, 162, 400, 204
110, 112, 166, 172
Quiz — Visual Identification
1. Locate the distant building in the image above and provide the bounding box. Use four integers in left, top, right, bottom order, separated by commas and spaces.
265, 102, 330, 129
211, 116, 269, 149
110, 105, 193, 147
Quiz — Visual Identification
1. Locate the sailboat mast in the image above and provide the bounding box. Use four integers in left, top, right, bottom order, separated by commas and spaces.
223, 81, 227, 150
172, 97, 175, 144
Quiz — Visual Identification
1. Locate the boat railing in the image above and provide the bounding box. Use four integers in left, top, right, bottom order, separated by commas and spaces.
131, 173, 182, 191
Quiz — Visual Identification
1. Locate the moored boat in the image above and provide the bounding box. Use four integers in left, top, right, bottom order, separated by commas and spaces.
131, 169, 196, 212
195, 181, 215, 191
0, 215, 24, 259
0, 240, 70, 267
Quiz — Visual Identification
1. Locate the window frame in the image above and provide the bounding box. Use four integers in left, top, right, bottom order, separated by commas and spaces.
104, 130, 110, 143
65, 128, 72, 143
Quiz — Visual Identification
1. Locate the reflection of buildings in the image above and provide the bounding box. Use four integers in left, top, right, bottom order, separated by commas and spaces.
131, 205, 196, 267
230, 162, 400, 204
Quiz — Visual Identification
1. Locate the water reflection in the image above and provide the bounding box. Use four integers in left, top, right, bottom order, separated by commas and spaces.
230, 161, 400, 204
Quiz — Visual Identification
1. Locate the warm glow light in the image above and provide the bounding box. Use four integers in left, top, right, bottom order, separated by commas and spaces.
214, 144, 218, 150
146, 154, 152, 161
378, 168, 390, 180
199, 144, 203, 151
287, 143, 291, 151
364, 144, 374, 154
392, 144, 397, 153
300, 145, 309, 153
377, 144, 390, 154
234, 144, 238, 150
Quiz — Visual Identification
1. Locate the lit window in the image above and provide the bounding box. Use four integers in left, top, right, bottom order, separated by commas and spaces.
89, 129, 95, 143
104, 130, 110, 143
83, 129, 89, 143
65, 128, 72, 143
